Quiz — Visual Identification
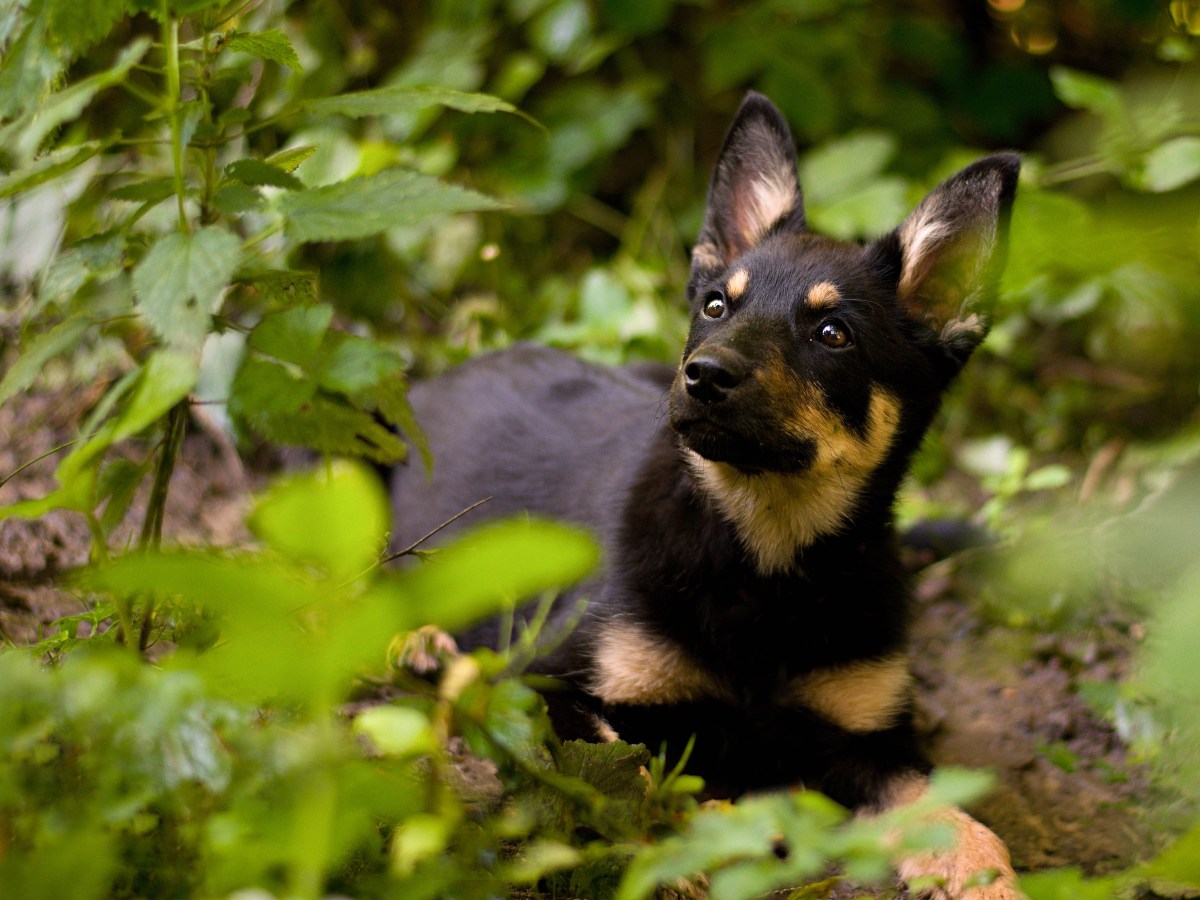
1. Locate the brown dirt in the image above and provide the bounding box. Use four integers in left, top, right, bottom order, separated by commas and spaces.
0, 384, 1175, 889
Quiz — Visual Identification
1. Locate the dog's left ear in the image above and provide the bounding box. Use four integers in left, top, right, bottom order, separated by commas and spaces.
872, 153, 1020, 363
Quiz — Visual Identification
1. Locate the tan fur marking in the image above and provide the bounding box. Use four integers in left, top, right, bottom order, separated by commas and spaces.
898, 214, 952, 300
592, 715, 620, 743
739, 170, 797, 248
726, 268, 749, 299
687, 388, 902, 574
591, 622, 728, 705
883, 775, 1020, 899
780, 655, 912, 732
805, 280, 841, 309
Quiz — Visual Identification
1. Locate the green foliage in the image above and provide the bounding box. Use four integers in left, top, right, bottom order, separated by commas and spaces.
3, 1, 1200, 897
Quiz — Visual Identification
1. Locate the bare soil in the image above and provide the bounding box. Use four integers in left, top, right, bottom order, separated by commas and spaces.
0, 385, 1184, 893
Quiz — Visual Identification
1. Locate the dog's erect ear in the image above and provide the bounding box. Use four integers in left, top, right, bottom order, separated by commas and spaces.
874, 153, 1020, 361
691, 93, 805, 282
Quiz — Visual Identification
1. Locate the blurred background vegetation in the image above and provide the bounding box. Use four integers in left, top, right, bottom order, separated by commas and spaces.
2, 0, 1200, 897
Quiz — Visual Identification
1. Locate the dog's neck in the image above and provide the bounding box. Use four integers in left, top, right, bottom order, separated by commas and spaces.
681, 389, 904, 575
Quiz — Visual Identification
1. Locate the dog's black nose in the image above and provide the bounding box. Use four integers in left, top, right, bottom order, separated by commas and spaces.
683, 349, 746, 402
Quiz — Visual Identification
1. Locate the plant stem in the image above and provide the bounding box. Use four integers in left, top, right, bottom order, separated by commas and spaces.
162, 9, 189, 234
140, 400, 188, 552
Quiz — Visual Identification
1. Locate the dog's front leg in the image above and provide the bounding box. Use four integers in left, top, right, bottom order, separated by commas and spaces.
878, 773, 1021, 899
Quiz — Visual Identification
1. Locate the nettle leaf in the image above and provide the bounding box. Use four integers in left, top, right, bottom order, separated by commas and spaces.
37, 231, 124, 309
97, 457, 150, 535
132, 227, 242, 348
249, 304, 334, 369
0, 1, 61, 120
305, 85, 532, 123
279, 168, 507, 243
224, 158, 305, 191
0, 141, 103, 200
230, 356, 316, 417
234, 268, 318, 308
47, 0, 124, 54
0, 36, 149, 165
225, 29, 302, 72
238, 392, 408, 463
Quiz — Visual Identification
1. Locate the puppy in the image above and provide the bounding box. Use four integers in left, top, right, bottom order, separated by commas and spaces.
390, 92, 1021, 898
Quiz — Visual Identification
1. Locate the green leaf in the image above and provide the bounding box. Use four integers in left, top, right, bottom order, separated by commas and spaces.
132, 227, 242, 348
234, 268, 318, 308
353, 705, 438, 757
1019, 867, 1119, 900
0, 141, 103, 200
97, 457, 149, 535
224, 158, 305, 191
394, 519, 599, 633
305, 85, 532, 124
224, 29, 302, 72
799, 131, 898, 205
236, 390, 407, 463
249, 304, 334, 369
1049, 66, 1122, 117
1141, 820, 1200, 884
266, 144, 317, 173
109, 176, 178, 203
279, 168, 508, 243
0, 36, 149, 165
315, 332, 403, 394
47, 0, 124, 53
250, 461, 389, 580
0, 316, 90, 405
230, 356, 316, 416
1141, 136, 1200, 192
0, 1, 61, 120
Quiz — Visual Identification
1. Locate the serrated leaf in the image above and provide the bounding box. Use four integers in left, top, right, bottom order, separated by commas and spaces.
266, 144, 317, 173
225, 29, 302, 72
238, 392, 407, 463
0, 141, 102, 200
132, 227, 242, 348
47, 0, 124, 53
229, 356, 316, 417
279, 168, 507, 243
305, 85, 530, 123
0, 316, 90, 405
211, 183, 262, 215
316, 332, 403, 393
234, 268, 318, 308
249, 304, 333, 369
0, 2, 61, 120
224, 158, 304, 191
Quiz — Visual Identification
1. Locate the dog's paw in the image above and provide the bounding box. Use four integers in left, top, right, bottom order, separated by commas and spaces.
390, 626, 459, 676
899, 811, 1022, 899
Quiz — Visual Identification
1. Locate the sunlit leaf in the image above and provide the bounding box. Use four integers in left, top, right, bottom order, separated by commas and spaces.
305, 85, 533, 125
1141, 136, 1200, 192
225, 29, 302, 72
250, 461, 389, 580
249, 304, 333, 369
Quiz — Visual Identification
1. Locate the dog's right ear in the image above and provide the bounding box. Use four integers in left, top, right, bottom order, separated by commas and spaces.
690, 93, 805, 291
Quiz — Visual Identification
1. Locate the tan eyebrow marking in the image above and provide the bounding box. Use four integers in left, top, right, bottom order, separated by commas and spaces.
806, 281, 841, 309
726, 268, 749, 299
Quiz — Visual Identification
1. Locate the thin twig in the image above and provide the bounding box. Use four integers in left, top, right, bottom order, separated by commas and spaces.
0, 438, 80, 490
381, 496, 493, 564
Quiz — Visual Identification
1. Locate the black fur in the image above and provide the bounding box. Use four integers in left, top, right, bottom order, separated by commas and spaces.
388, 92, 1019, 813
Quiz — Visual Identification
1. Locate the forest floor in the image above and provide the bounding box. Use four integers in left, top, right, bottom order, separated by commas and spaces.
0, 385, 1191, 897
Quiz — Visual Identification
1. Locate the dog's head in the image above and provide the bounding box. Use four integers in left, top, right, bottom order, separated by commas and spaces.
670, 92, 1018, 481
672, 94, 1017, 480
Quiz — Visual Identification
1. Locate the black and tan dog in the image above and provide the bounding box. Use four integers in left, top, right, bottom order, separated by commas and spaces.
390, 93, 1021, 898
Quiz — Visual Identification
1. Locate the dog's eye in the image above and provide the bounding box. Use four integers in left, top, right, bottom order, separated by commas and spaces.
703, 293, 728, 319
816, 320, 851, 348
